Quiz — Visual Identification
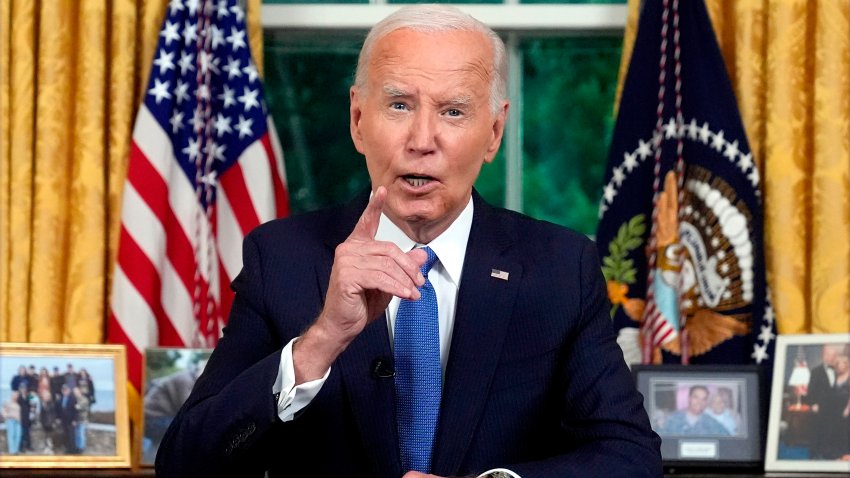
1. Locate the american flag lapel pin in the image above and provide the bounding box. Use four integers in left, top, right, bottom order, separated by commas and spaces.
490, 269, 509, 281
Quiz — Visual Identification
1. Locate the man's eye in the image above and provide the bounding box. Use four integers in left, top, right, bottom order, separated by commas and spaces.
390, 102, 408, 111
445, 108, 463, 117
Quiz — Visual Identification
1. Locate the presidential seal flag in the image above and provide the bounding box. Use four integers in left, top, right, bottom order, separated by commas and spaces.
108, 0, 289, 393
596, 0, 775, 368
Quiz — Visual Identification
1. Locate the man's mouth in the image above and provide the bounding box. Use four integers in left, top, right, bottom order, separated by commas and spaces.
403, 175, 435, 187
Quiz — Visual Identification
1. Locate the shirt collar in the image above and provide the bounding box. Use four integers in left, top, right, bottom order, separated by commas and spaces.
374, 196, 473, 287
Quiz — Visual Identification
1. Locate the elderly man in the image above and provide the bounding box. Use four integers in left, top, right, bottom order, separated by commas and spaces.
156, 5, 661, 477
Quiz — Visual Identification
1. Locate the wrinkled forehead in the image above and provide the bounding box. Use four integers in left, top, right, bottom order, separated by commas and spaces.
367, 29, 494, 88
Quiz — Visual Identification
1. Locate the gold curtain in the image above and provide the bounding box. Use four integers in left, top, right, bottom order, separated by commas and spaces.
0, 0, 266, 343
618, 0, 850, 335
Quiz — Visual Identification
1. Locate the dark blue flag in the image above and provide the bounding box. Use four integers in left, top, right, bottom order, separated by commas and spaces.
596, 0, 775, 368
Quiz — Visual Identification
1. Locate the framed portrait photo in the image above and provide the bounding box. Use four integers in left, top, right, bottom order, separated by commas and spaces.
140, 347, 212, 466
765, 333, 850, 473
0, 342, 130, 468
632, 364, 765, 471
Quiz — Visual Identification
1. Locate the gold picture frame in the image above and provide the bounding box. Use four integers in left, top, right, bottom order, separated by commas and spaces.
765, 334, 850, 473
0, 342, 131, 468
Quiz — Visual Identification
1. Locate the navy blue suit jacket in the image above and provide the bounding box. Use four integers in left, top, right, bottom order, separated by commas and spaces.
156, 191, 661, 477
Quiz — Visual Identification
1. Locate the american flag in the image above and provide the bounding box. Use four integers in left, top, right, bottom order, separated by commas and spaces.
108, 0, 289, 391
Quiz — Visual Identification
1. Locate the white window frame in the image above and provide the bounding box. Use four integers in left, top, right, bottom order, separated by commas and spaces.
261, 3, 627, 211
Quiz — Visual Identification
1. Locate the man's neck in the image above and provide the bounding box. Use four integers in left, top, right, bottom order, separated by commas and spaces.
386, 210, 464, 245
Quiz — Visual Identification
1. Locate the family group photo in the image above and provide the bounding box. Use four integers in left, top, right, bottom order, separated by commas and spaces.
0, 356, 117, 457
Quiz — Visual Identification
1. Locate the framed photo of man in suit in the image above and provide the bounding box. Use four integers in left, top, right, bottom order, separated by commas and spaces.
0, 342, 130, 468
633, 364, 765, 471
766, 334, 850, 473
140, 347, 212, 466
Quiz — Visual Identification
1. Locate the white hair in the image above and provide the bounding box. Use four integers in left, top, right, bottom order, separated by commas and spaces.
353, 4, 507, 114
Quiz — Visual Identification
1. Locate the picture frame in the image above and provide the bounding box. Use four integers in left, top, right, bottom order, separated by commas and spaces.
765, 333, 850, 473
0, 342, 130, 468
140, 347, 212, 466
632, 364, 765, 471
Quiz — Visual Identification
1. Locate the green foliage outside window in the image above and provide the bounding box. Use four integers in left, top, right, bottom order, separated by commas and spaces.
521, 36, 621, 235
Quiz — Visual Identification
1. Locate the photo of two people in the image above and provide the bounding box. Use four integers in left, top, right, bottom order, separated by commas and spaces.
650, 380, 746, 438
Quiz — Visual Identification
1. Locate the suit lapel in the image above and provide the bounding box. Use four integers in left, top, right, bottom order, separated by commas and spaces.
431, 196, 522, 476
317, 192, 402, 478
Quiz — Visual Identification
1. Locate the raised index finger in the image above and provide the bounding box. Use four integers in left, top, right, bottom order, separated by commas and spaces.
349, 186, 387, 241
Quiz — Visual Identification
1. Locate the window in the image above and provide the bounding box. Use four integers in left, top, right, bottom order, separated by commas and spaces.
262, 2, 625, 235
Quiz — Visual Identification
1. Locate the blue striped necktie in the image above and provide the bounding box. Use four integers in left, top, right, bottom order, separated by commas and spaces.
395, 245, 441, 473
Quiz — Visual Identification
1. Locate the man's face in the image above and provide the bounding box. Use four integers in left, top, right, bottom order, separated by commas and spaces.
710, 394, 726, 414
687, 388, 709, 415
823, 345, 840, 366
350, 28, 508, 241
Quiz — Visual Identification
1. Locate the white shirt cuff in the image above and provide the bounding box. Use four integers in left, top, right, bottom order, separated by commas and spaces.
272, 337, 330, 422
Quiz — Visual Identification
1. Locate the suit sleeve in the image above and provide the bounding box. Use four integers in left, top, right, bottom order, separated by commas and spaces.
155, 233, 288, 478
506, 240, 662, 478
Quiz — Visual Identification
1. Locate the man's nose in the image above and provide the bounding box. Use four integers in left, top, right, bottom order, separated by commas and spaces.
406, 110, 437, 155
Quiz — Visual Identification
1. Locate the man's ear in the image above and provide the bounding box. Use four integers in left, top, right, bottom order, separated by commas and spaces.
484, 101, 509, 164
350, 86, 365, 154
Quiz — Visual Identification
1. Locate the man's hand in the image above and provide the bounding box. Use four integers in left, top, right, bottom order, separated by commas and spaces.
402, 472, 446, 478
293, 187, 427, 384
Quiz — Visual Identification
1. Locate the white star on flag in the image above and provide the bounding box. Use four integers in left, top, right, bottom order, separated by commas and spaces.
664, 117, 678, 139
153, 50, 176, 75
218, 85, 236, 108
216, 0, 229, 18
182, 137, 201, 160
723, 140, 739, 161
169, 111, 184, 134
211, 25, 226, 49
612, 166, 625, 186
238, 86, 259, 111
738, 152, 753, 172
751, 344, 769, 364
698, 122, 711, 144
175, 79, 190, 105
636, 139, 652, 159
178, 51, 195, 75
242, 61, 259, 83
183, 21, 198, 46
148, 78, 172, 104
236, 115, 253, 139
623, 151, 638, 172
223, 57, 242, 79
186, 0, 200, 15
711, 129, 725, 151
161, 21, 181, 46
227, 26, 246, 50
214, 113, 233, 137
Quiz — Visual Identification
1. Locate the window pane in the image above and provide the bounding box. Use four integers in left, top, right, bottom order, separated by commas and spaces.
521, 36, 622, 235
263, 33, 368, 213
